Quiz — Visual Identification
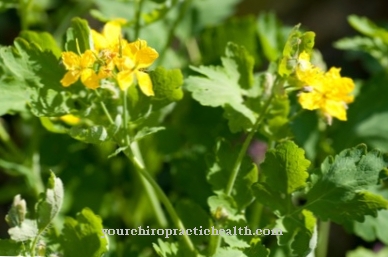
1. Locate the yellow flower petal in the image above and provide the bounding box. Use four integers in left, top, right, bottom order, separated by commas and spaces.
80, 50, 96, 68
136, 47, 159, 68
103, 21, 123, 47
61, 52, 80, 70
117, 70, 134, 91
91, 30, 108, 51
61, 70, 80, 87
136, 71, 154, 96
81, 69, 99, 89
322, 99, 348, 121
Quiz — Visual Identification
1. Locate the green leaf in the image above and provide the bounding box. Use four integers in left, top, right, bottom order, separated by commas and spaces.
279, 210, 317, 257
0, 78, 29, 115
5, 194, 27, 227
153, 239, 179, 257
223, 104, 254, 133
153, 239, 198, 257
36, 171, 64, 230
0, 37, 77, 116
207, 139, 258, 211
61, 208, 108, 257
346, 247, 388, 257
19, 31, 61, 58
150, 66, 184, 103
348, 15, 388, 43
223, 41, 255, 89
5, 194, 39, 242
263, 141, 310, 194
176, 199, 212, 247
253, 141, 310, 215
0, 239, 23, 255
192, 0, 242, 28
69, 125, 111, 144
199, 16, 259, 65
7, 219, 38, 242
257, 11, 284, 62
343, 185, 388, 244
352, 209, 388, 244
186, 43, 256, 132
305, 145, 388, 224
244, 239, 270, 257
65, 17, 92, 53
260, 94, 291, 140
213, 247, 248, 257
278, 25, 315, 76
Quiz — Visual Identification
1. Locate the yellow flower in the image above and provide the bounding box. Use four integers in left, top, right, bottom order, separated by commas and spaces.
91, 19, 127, 52
296, 51, 355, 123
115, 39, 159, 95
60, 50, 99, 89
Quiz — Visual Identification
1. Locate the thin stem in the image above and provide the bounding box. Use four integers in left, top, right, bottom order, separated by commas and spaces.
122, 89, 168, 227
249, 200, 263, 230
95, 90, 115, 125
125, 148, 195, 251
225, 93, 275, 196
209, 92, 276, 256
134, 0, 144, 39
121, 88, 194, 251
316, 220, 330, 257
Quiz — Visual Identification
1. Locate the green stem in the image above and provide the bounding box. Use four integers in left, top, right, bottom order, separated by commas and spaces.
209, 93, 275, 256
95, 90, 115, 125
121, 89, 194, 251
124, 147, 195, 251
157, 0, 193, 64
134, 0, 144, 39
225, 93, 275, 196
316, 220, 330, 257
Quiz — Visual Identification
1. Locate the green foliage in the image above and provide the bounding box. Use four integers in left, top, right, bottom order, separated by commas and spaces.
186, 42, 257, 133
2, 3, 388, 257
257, 12, 288, 62
208, 139, 258, 211
346, 247, 388, 257
65, 17, 92, 53
200, 16, 259, 65
278, 25, 315, 76
334, 15, 388, 72
0, 239, 23, 256
61, 208, 108, 257
253, 141, 310, 215
305, 145, 388, 224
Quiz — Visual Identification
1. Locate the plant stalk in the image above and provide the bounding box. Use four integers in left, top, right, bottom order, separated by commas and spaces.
316, 220, 330, 257
121, 89, 194, 251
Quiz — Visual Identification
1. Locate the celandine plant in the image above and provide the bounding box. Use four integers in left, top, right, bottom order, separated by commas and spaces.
0, 1, 388, 257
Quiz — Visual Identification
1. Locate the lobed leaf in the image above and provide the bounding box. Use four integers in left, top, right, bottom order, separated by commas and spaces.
305, 145, 388, 224
61, 208, 108, 257
186, 42, 256, 132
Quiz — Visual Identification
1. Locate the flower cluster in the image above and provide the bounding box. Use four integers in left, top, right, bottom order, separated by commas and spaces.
295, 51, 355, 123
60, 20, 159, 96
